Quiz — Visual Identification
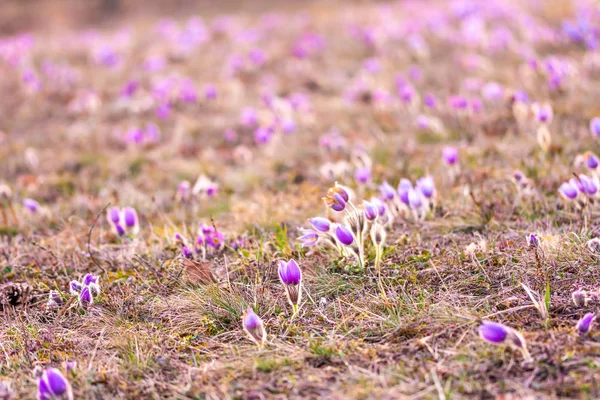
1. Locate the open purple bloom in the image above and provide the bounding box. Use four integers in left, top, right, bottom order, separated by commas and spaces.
242, 308, 266, 346
364, 201, 378, 221
182, 246, 193, 259
310, 217, 331, 233
69, 280, 83, 295
576, 313, 596, 335
558, 181, 578, 200
82, 273, 99, 286
443, 146, 459, 165
38, 368, 73, 400
334, 224, 354, 246
478, 321, 508, 344
278, 259, 302, 286
354, 167, 371, 184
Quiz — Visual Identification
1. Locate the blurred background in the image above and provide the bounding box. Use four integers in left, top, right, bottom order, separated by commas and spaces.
0, 0, 367, 34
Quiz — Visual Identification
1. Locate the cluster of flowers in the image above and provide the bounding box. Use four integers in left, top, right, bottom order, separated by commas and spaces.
558, 152, 600, 206
299, 183, 387, 271
242, 259, 302, 347
173, 223, 227, 260
68, 273, 101, 308
122, 123, 161, 147
106, 206, 140, 237
571, 289, 598, 336
378, 175, 436, 221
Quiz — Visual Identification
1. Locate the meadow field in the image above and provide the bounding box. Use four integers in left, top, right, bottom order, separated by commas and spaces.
1, 0, 600, 398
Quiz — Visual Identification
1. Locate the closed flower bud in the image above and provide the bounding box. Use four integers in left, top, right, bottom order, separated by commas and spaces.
79, 286, 93, 307
558, 181, 578, 200
363, 201, 378, 221
478, 321, 530, 360
38, 368, 73, 400
242, 308, 266, 346
298, 229, 318, 247
278, 259, 302, 309
443, 146, 459, 165
370, 223, 386, 247
576, 313, 596, 335
309, 217, 331, 233
334, 224, 355, 246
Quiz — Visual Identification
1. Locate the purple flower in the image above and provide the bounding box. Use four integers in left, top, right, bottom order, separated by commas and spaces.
254, 126, 272, 144
380, 181, 396, 201
280, 118, 297, 134
334, 224, 354, 246
587, 153, 599, 170
478, 321, 508, 344
108, 207, 121, 225
182, 246, 193, 259
527, 233, 539, 247
481, 82, 504, 100
122, 207, 139, 231
559, 181, 578, 200
38, 368, 73, 400
241, 108, 258, 127
449, 95, 468, 110
443, 146, 459, 165
408, 188, 424, 209
242, 308, 266, 346
23, 198, 39, 213
354, 167, 371, 184
397, 179, 413, 205
79, 286, 93, 307
205, 230, 224, 248
424, 93, 437, 109
363, 201, 378, 221
156, 102, 171, 119
591, 117, 600, 136
532, 102, 553, 124
278, 259, 302, 286
115, 224, 125, 237
204, 84, 217, 100
82, 273, 99, 286
310, 217, 331, 233
298, 229, 318, 247
416, 176, 435, 198
576, 313, 596, 335
121, 80, 138, 97
323, 184, 348, 212
370, 197, 386, 216
579, 174, 598, 196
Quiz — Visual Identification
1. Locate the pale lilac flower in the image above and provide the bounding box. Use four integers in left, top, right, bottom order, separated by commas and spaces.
79, 286, 93, 307
443, 146, 459, 165
558, 181, 578, 200
298, 229, 318, 247
310, 217, 331, 233
38, 368, 73, 400
204, 84, 217, 100
23, 198, 39, 213
416, 176, 435, 199
380, 181, 396, 201
527, 233, 539, 248
242, 308, 266, 346
572, 289, 587, 308
408, 188, 424, 209
531, 102, 553, 124
591, 117, 600, 136
354, 167, 371, 184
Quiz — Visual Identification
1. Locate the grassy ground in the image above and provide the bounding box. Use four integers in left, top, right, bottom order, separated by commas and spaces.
1, 0, 600, 398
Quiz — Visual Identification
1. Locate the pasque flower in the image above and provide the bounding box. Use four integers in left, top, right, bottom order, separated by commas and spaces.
334, 224, 354, 246
363, 201, 378, 221
298, 228, 318, 247
478, 321, 531, 360
278, 259, 302, 312
558, 181, 578, 200
323, 183, 349, 212
443, 146, 459, 165
590, 117, 600, 136
310, 217, 331, 233
107, 206, 140, 237
242, 308, 266, 347
576, 313, 596, 335
38, 368, 73, 400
